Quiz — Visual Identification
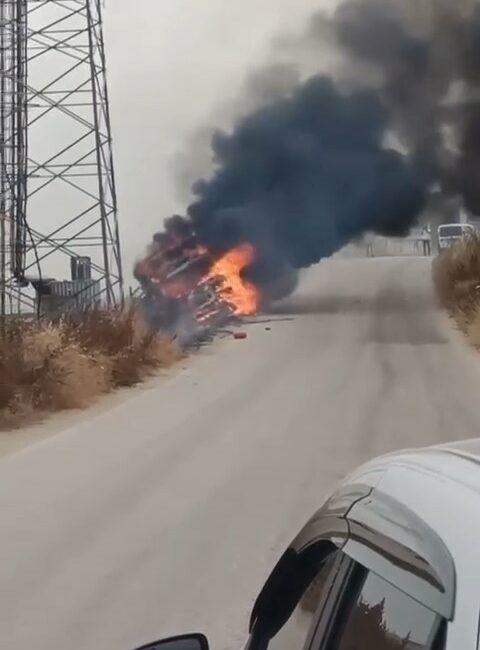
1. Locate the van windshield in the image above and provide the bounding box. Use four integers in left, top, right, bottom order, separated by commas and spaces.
438, 225, 463, 237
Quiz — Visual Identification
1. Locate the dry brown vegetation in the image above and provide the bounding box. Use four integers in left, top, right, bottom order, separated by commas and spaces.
0, 309, 181, 430
433, 233, 480, 345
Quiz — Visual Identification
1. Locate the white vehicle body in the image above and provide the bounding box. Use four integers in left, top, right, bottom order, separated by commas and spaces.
438, 223, 476, 249
345, 439, 480, 648
247, 438, 480, 650
133, 440, 480, 650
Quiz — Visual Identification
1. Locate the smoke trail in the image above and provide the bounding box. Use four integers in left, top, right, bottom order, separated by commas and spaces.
171, 63, 302, 203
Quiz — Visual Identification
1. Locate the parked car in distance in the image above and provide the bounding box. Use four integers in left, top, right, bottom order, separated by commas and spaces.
438, 222, 476, 249
131, 438, 480, 650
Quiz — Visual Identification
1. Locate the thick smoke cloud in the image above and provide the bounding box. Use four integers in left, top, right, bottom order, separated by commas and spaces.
149, 0, 480, 299
327, 0, 480, 214
188, 76, 425, 294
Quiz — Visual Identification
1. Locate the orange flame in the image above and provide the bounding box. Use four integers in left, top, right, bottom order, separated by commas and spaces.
205, 243, 259, 315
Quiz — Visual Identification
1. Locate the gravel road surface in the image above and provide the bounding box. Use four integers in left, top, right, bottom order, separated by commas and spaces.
1, 256, 480, 650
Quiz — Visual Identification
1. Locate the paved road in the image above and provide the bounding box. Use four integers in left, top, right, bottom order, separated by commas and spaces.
2, 256, 480, 650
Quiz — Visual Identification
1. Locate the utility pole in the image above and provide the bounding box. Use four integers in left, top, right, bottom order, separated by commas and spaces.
0, 0, 27, 317
0, 0, 123, 314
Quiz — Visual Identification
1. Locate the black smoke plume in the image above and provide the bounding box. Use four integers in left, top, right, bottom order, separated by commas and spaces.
188, 77, 425, 296
142, 0, 480, 301
327, 0, 480, 214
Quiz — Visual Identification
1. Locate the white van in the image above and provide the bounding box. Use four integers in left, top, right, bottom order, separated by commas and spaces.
438, 222, 476, 250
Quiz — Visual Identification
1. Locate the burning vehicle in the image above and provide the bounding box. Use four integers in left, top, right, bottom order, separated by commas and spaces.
134, 216, 259, 339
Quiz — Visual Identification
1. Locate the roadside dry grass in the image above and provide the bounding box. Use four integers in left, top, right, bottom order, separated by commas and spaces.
433, 233, 480, 346
0, 309, 181, 430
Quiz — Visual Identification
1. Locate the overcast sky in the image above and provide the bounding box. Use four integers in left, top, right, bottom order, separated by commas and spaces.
105, 0, 331, 281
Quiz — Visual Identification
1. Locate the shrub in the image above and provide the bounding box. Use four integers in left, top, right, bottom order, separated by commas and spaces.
0, 310, 180, 430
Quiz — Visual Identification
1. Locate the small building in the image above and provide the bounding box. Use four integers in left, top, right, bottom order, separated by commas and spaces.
34, 278, 102, 317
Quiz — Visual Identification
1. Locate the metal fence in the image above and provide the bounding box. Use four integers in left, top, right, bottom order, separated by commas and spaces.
339, 235, 432, 259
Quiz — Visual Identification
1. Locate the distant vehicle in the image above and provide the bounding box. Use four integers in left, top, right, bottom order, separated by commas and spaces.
438, 222, 476, 250
131, 439, 480, 650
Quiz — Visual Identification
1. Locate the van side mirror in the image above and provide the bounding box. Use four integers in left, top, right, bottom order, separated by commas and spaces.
133, 633, 209, 650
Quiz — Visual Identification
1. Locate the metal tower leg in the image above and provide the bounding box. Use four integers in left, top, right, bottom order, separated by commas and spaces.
0, 0, 123, 315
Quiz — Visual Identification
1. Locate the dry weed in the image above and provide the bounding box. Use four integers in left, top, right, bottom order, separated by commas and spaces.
433, 233, 480, 344
0, 309, 180, 430
466, 309, 480, 349
42, 345, 110, 410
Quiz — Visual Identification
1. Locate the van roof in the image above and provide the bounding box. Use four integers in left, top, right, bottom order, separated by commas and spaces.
438, 223, 469, 228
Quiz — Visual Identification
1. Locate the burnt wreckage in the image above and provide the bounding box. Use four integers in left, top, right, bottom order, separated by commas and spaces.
134, 234, 236, 335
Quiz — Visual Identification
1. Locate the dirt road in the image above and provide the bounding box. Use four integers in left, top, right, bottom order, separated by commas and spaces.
1, 257, 480, 650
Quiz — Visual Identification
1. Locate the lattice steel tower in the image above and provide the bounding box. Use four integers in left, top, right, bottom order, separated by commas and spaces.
0, 0, 123, 314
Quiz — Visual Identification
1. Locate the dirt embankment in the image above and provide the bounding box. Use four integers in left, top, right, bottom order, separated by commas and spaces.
0, 310, 181, 431
433, 233, 480, 348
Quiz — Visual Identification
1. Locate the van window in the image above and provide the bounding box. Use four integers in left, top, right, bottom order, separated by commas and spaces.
438, 225, 462, 237
330, 569, 443, 650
